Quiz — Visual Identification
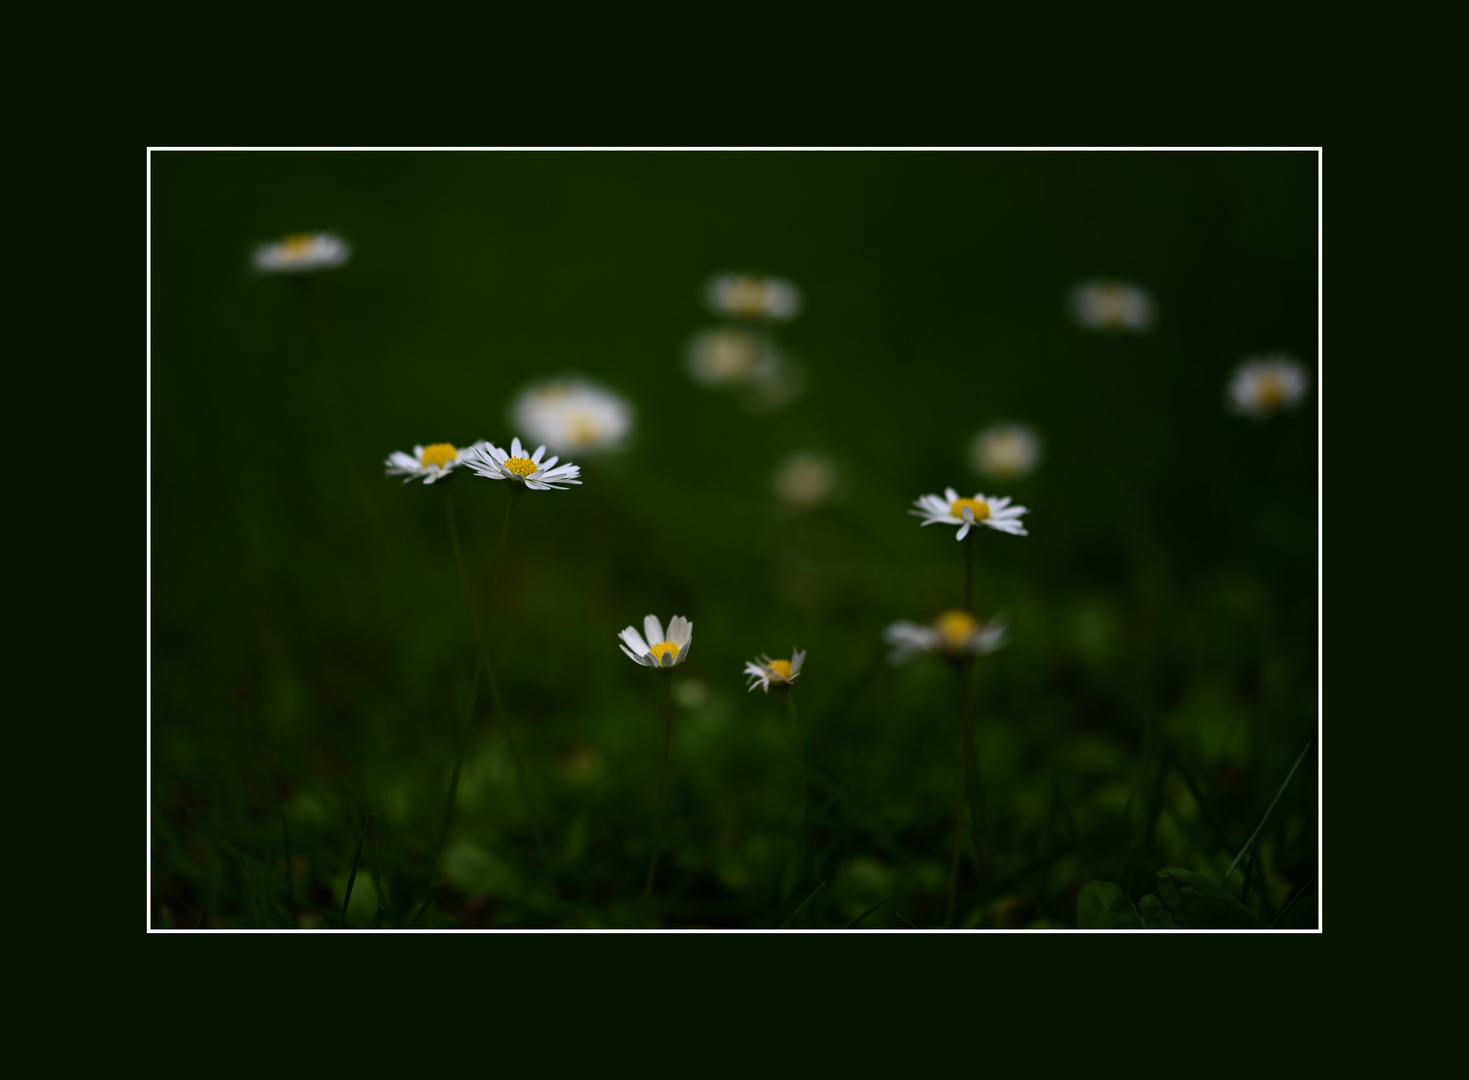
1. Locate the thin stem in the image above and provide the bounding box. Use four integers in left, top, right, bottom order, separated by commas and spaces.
946, 658, 975, 929
964, 533, 974, 613
645, 676, 674, 902
442, 484, 550, 885
785, 691, 809, 819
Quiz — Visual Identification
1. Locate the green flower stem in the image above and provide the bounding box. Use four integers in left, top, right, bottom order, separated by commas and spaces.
945, 657, 976, 929
785, 690, 809, 818
442, 484, 550, 887
964, 532, 974, 613
645, 675, 674, 902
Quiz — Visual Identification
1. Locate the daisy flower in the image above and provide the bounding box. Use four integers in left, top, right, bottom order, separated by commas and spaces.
1227, 355, 1310, 418
969, 423, 1043, 481
1070, 280, 1155, 332
685, 327, 780, 387
883, 610, 1007, 666
744, 649, 806, 693
252, 232, 351, 274
460, 437, 583, 490
772, 453, 838, 509
619, 615, 693, 669
383, 441, 488, 485
912, 487, 1029, 540
704, 273, 802, 321
512, 377, 634, 455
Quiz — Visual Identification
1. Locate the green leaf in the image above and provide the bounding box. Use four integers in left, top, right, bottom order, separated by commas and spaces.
1137, 894, 1175, 929
1154, 868, 1263, 929
1077, 881, 1143, 929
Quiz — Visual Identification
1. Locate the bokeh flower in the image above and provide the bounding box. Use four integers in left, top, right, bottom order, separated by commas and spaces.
252, 232, 351, 274
883, 610, 1007, 665
1070, 280, 1154, 332
704, 273, 802, 321
511, 377, 634, 455
912, 487, 1029, 540
685, 327, 780, 387
745, 649, 806, 693
460, 437, 582, 490
619, 614, 693, 669
1227, 355, 1310, 418
383, 441, 487, 485
969, 423, 1043, 481
772, 453, 838, 509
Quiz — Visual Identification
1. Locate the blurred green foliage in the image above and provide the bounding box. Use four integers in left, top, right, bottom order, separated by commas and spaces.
150, 152, 1318, 929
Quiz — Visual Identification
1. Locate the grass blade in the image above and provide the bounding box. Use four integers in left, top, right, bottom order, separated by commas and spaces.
895, 912, 917, 929
1225, 740, 1312, 879
1270, 876, 1317, 929
408, 880, 443, 928
340, 831, 366, 926
778, 880, 826, 929
844, 891, 896, 929
282, 815, 294, 924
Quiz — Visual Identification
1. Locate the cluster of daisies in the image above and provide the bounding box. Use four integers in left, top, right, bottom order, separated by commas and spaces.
686, 272, 805, 413
384, 437, 583, 490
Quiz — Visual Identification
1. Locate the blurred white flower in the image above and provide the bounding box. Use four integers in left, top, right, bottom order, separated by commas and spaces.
912, 487, 1029, 540
744, 649, 806, 693
686, 327, 780, 387
772, 453, 838, 509
1070, 280, 1154, 332
1227, 355, 1310, 418
704, 273, 802, 321
741, 358, 807, 413
460, 437, 582, 491
619, 615, 694, 669
512, 377, 633, 455
883, 611, 1006, 666
969, 423, 1043, 481
252, 232, 351, 274
383, 441, 487, 485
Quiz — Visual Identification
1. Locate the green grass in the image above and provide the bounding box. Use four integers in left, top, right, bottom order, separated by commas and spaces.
150, 151, 1318, 929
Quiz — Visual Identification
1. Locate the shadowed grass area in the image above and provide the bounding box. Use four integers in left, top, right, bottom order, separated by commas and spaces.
150, 151, 1318, 929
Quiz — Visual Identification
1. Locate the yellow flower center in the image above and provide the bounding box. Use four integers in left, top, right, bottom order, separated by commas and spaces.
567, 414, 600, 446
728, 279, 769, 316
281, 234, 315, 257
502, 455, 539, 477
936, 610, 980, 649
649, 641, 681, 666
1256, 373, 1285, 409
420, 443, 458, 468
950, 498, 990, 522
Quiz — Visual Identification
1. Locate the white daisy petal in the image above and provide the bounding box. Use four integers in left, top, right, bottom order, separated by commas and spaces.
644, 615, 664, 648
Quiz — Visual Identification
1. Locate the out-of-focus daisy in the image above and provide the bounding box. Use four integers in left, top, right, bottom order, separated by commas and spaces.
460, 437, 582, 490
1070, 280, 1154, 332
883, 610, 1006, 666
704, 273, 802, 321
742, 358, 807, 413
511, 376, 633, 455
252, 232, 351, 274
744, 649, 806, 693
772, 453, 838, 509
619, 614, 693, 669
383, 441, 487, 485
969, 423, 1043, 481
686, 327, 780, 387
912, 487, 1029, 540
1227, 355, 1310, 418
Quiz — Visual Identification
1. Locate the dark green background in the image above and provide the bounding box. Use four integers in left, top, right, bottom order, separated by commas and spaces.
151, 151, 1318, 928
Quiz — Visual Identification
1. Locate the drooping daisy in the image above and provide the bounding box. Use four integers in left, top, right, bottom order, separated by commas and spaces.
1070, 280, 1155, 332
912, 488, 1029, 540
619, 615, 693, 669
704, 273, 802, 321
685, 327, 780, 387
772, 453, 838, 509
744, 649, 806, 693
969, 423, 1043, 481
1227, 355, 1310, 419
883, 610, 1007, 666
459, 437, 582, 490
512, 377, 634, 455
383, 440, 488, 485
252, 232, 352, 274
